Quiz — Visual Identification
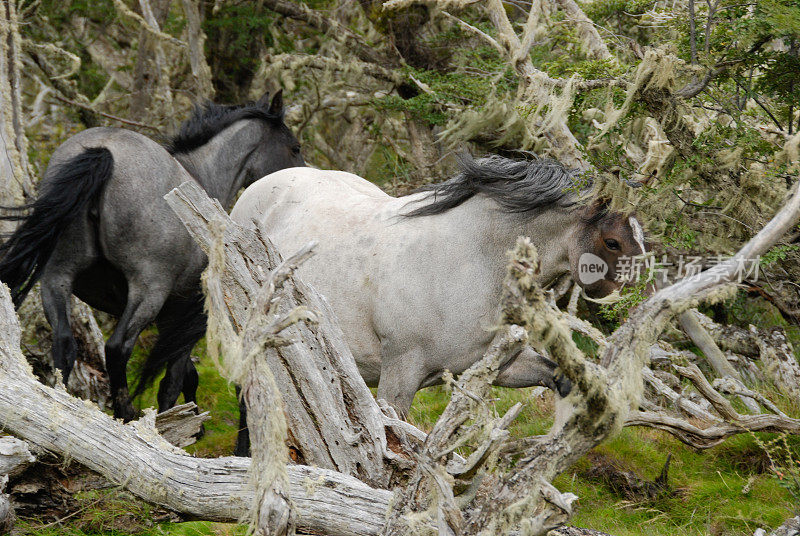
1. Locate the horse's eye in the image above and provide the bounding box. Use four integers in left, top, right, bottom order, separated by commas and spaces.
291, 145, 301, 155
604, 238, 620, 251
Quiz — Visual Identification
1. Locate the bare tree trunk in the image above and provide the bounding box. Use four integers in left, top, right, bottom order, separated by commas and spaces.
180, 0, 214, 100
0, 0, 33, 207
130, 0, 173, 123
678, 309, 761, 413
0, 0, 109, 407
164, 181, 408, 487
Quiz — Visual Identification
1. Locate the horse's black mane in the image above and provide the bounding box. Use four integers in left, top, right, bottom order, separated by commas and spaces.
165, 101, 283, 155
404, 154, 593, 217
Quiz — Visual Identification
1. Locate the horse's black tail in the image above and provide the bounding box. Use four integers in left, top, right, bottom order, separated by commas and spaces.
132, 292, 208, 400
0, 147, 114, 308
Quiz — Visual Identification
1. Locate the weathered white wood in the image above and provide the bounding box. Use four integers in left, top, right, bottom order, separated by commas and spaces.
0, 474, 13, 535
165, 181, 402, 487
0, 281, 393, 536
203, 236, 320, 534
0, 436, 34, 477
678, 309, 761, 413
154, 402, 210, 448
755, 327, 800, 401
754, 515, 800, 536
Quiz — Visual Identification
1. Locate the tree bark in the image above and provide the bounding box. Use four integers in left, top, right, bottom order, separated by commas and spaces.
164, 181, 409, 488
129, 0, 173, 123
180, 0, 214, 100
678, 309, 761, 413
0, 436, 34, 534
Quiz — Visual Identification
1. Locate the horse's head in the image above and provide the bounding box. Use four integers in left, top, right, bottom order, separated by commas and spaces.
569, 200, 649, 299
245, 90, 304, 184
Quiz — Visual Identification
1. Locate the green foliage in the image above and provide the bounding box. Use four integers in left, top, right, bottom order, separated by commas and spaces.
761, 244, 800, 265
373, 93, 448, 126
752, 433, 800, 512
373, 44, 516, 125
201, 3, 277, 102
373, 36, 517, 127
21, 0, 118, 100
543, 57, 625, 81
599, 269, 652, 322
662, 216, 698, 249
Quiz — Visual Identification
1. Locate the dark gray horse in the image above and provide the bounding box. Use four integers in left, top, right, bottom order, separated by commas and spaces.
0, 90, 304, 421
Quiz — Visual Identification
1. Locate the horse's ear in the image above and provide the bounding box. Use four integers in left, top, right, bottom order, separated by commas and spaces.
256, 90, 271, 109
581, 197, 610, 222
268, 89, 284, 115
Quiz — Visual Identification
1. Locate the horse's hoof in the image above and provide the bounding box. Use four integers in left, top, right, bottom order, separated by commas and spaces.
193, 423, 206, 440
114, 403, 138, 423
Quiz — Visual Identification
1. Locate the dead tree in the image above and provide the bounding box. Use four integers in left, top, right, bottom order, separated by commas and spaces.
0, 0, 110, 407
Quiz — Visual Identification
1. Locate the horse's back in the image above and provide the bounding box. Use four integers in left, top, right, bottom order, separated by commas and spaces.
233, 167, 392, 381
241, 167, 389, 207
43, 127, 204, 306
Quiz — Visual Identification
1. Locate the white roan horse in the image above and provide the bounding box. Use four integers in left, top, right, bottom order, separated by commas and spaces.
231, 155, 648, 416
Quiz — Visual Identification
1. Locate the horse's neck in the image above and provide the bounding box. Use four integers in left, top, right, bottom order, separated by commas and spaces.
396, 195, 576, 286
520, 209, 578, 285
172, 121, 259, 208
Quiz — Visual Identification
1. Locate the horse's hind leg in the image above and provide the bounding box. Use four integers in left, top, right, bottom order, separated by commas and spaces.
150, 297, 206, 411
157, 356, 193, 411
234, 386, 250, 457
106, 284, 169, 421
156, 354, 200, 411
40, 277, 78, 383
38, 223, 95, 385
156, 355, 204, 439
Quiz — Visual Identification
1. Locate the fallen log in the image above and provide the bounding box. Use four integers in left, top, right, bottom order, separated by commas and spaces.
0, 282, 393, 536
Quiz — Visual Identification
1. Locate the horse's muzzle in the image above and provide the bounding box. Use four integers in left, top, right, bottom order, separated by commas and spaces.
553, 370, 572, 398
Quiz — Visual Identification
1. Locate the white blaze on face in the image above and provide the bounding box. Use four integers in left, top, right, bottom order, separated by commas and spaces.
629, 216, 647, 255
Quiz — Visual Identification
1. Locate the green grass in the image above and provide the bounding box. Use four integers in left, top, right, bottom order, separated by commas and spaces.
16, 327, 799, 536
409, 386, 796, 536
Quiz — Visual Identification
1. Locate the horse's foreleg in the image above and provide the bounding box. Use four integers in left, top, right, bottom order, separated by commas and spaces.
105, 289, 167, 422
40, 279, 77, 383
234, 387, 250, 457
376, 349, 428, 420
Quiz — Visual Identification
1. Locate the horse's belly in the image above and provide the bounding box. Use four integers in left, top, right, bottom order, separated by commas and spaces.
232, 188, 385, 382
293, 248, 383, 385
73, 259, 128, 316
